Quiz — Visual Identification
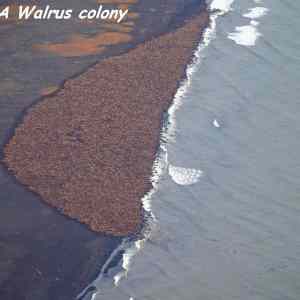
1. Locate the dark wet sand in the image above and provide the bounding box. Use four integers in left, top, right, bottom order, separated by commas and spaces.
0, 0, 208, 299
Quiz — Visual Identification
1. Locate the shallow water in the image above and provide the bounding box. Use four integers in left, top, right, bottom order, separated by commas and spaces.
89, 0, 300, 299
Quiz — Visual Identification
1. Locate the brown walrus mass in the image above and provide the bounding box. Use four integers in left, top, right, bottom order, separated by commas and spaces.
3, 10, 209, 236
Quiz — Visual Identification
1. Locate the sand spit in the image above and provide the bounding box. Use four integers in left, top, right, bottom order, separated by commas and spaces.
3, 9, 209, 236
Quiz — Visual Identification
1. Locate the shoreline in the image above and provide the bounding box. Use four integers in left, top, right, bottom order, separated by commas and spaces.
0, 1, 209, 299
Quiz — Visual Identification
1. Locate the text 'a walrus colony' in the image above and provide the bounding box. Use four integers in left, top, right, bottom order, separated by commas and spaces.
0, 5, 129, 23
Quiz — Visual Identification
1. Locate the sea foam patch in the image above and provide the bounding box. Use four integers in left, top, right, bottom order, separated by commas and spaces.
228, 23, 261, 46
210, 0, 235, 12
228, 4, 269, 47
243, 7, 269, 19
213, 119, 221, 128
169, 165, 203, 186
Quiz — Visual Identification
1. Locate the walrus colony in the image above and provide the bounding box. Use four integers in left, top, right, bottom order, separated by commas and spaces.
4, 10, 210, 237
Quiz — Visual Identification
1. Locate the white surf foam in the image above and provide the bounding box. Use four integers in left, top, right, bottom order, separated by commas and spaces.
210, 0, 235, 13
213, 119, 221, 128
113, 242, 140, 286
250, 20, 260, 26
166, 8, 223, 142
228, 3, 269, 47
243, 7, 269, 19
228, 24, 261, 46
169, 164, 203, 185
109, 129, 170, 289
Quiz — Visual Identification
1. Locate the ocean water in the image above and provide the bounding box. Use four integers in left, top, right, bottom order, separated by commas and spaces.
85, 0, 300, 299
